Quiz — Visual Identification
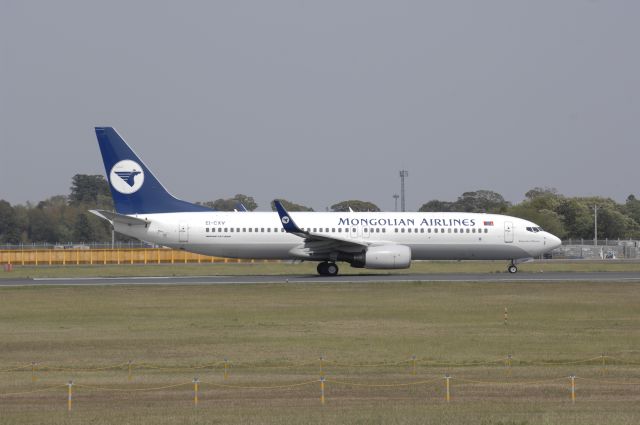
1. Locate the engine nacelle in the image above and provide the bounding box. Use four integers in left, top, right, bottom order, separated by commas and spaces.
340, 245, 412, 269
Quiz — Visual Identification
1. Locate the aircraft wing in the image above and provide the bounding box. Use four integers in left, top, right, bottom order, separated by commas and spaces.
273, 200, 381, 248
89, 209, 150, 227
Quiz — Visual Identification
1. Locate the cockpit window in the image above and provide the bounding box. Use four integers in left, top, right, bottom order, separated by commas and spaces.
526, 226, 544, 233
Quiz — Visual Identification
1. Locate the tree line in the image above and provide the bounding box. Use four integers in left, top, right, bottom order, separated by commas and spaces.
1, 175, 639, 244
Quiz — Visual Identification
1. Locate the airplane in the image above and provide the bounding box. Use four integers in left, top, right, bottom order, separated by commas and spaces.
91, 127, 562, 276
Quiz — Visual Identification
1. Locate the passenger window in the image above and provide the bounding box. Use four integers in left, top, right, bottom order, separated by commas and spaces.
401, 228, 405, 233
395, 228, 398, 233
206, 228, 209, 232
454, 228, 458, 233
428, 228, 431, 233
332, 228, 335, 232
434, 229, 438, 233
448, 228, 451, 233
382, 228, 386, 233
484, 228, 488, 233
242, 228, 246, 232
338, 228, 342, 233
407, 228, 411, 233
230, 228, 234, 232
218, 228, 222, 232
224, 228, 228, 232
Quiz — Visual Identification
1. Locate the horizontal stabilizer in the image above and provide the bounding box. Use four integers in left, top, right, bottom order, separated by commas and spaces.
90, 210, 150, 226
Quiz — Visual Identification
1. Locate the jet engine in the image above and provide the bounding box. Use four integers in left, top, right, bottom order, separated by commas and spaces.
338, 245, 412, 269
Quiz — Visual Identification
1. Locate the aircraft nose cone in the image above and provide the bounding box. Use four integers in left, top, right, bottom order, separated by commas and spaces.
549, 234, 562, 249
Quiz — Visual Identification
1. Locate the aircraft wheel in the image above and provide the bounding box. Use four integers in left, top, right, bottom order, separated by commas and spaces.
508, 265, 518, 274
317, 262, 329, 275
326, 263, 339, 276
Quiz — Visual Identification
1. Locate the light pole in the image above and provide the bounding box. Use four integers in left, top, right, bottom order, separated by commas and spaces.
399, 170, 408, 212
594, 205, 598, 246
393, 194, 399, 212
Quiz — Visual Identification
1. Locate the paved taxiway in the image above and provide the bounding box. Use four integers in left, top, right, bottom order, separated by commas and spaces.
0, 272, 639, 286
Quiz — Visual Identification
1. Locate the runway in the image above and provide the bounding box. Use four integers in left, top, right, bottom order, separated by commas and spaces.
0, 271, 639, 286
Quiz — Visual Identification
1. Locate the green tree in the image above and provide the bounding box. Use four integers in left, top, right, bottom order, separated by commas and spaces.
69, 174, 112, 208
525, 187, 560, 200
270, 199, 314, 212
523, 187, 563, 212
597, 206, 640, 239
625, 195, 640, 225
0, 200, 22, 244
330, 200, 380, 212
555, 198, 593, 240
418, 200, 454, 212
26, 196, 75, 243
455, 190, 510, 213
200, 194, 258, 211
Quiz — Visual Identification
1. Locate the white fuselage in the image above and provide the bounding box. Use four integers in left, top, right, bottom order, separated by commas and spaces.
116, 211, 561, 262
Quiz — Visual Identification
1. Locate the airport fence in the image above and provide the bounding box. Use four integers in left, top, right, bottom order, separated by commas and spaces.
0, 248, 277, 266
1, 354, 640, 409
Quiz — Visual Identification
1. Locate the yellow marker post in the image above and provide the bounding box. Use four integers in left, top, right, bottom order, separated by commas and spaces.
570, 375, 576, 403
320, 377, 325, 405
319, 356, 324, 378
193, 377, 200, 407
67, 381, 74, 412
223, 358, 229, 380
412, 355, 417, 375
445, 374, 451, 402
31, 362, 37, 383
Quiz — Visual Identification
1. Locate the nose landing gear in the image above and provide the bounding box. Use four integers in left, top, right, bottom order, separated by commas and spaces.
317, 262, 339, 276
507, 260, 518, 274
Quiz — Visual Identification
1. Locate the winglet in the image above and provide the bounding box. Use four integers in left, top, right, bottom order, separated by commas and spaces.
273, 200, 305, 234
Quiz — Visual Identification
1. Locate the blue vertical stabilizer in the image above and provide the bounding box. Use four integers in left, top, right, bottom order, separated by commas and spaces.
95, 127, 212, 214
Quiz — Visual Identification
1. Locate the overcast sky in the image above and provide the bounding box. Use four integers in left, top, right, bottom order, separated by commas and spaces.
1, 1, 638, 211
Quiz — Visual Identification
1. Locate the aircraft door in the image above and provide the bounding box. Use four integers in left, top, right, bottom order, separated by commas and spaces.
504, 221, 513, 243
178, 223, 189, 242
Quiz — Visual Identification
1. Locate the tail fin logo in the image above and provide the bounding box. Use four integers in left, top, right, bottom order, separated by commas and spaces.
109, 160, 145, 194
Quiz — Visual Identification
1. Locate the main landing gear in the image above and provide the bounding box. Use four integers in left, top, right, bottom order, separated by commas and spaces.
317, 262, 339, 276
507, 260, 518, 274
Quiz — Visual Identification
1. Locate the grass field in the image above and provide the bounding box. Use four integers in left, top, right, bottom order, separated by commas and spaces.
3, 259, 640, 279
1, 278, 640, 424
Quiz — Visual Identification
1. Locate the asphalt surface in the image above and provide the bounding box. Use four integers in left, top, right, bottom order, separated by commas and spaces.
0, 272, 639, 286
